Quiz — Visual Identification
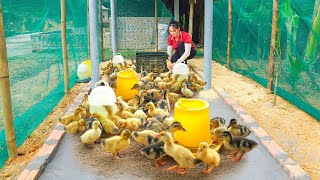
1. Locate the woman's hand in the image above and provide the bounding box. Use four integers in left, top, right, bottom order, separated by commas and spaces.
168, 62, 176, 69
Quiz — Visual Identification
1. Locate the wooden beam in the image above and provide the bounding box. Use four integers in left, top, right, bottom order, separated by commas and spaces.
155, 0, 158, 51
267, 0, 278, 92
227, 0, 232, 69
0, 2, 18, 159
61, 0, 69, 93
100, 0, 105, 62
188, 0, 195, 37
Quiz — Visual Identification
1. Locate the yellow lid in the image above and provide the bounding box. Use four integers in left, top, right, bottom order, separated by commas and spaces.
117, 69, 137, 78
176, 98, 208, 110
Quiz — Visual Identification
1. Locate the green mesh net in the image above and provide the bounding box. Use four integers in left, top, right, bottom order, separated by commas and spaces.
212, 0, 320, 121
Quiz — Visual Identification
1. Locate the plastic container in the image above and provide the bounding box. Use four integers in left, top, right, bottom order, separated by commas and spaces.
77, 63, 89, 80
113, 53, 124, 65
82, 60, 92, 77
174, 98, 211, 152
172, 63, 189, 81
116, 69, 138, 100
89, 86, 117, 118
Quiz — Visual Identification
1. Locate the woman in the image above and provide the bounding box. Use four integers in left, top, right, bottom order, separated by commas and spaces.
167, 20, 196, 69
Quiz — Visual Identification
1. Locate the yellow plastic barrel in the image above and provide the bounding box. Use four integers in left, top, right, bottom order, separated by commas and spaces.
82, 60, 91, 77
116, 69, 138, 100
174, 98, 211, 152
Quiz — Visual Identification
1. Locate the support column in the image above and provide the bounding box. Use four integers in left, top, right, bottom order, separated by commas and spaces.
89, 0, 99, 88
204, 0, 213, 90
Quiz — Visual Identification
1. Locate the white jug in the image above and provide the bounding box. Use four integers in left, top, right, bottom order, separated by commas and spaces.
89, 86, 117, 118
113, 53, 124, 65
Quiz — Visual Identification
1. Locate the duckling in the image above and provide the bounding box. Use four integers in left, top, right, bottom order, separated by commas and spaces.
157, 89, 171, 113
140, 70, 148, 78
189, 74, 207, 86
147, 89, 163, 100
127, 95, 140, 107
64, 120, 81, 134
162, 71, 173, 82
59, 107, 85, 126
144, 119, 165, 133
140, 122, 187, 167
181, 82, 194, 98
220, 131, 258, 161
95, 80, 110, 87
157, 115, 175, 128
154, 77, 162, 83
189, 82, 203, 92
145, 102, 168, 117
80, 121, 102, 145
168, 92, 181, 105
85, 117, 103, 131
131, 130, 159, 145
117, 118, 144, 131
116, 96, 129, 109
157, 81, 172, 90
170, 78, 185, 92
134, 109, 147, 121
101, 129, 131, 159
156, 131, 202, 174
227, 119, 251, 137
92, 113, 120, 134
116, 102, 135, 119
197, 142, 220, 174
110, 69, 118, 80
210, 117, 226, 130
159, 69, 171, 79
103, 105, 123, 125
78, 119, 87, 133
81, 94, 91, 118
142, 72, 155, 81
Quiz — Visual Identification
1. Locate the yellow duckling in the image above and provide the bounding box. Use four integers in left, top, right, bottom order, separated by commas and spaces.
116, 96, 129, 108
189, 74, 207, 86
110, 69, 118, 80
134, 110, 147, 121
170, 78, 185, 92
220, 131, 258, 161
157, 81, 172, 90
197, 142, 220, 174
92, 113, 120, 134
145, 102, 168, 117
117, 118, 143, 131
227, 119, 251, 137
78, 119, 87, 133
103, 105, 122, 125
80, 121, 102, 145
210, 127, 227, 152
59, 107, 85, 126
168, 92, 181, 105
80, 94, 91, 118
131, 130, 159, 145
140, 122, 186, 167
116, 102, 135, 119
141, 72, 155, 81
156, 131, 202, 174
127, 95, 140, 107
189, 82, 203, 92
101, 129, 131, 159
181, 82, 194, 98
64, 120, 81, 134
158, 115, 175, 128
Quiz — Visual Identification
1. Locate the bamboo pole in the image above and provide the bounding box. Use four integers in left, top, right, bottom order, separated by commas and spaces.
273, 71, 279, 106
61, 0, 69, 93
87, 0, 90, 58
100, 0, 105, 62
267, 0, 278, 93
227, 0, 232, 69
188, 0, 195, 37
0, 3, 18, 159
155, 0, 158, 52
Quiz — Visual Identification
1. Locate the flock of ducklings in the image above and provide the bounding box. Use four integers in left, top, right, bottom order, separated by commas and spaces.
58, 60, 258, 175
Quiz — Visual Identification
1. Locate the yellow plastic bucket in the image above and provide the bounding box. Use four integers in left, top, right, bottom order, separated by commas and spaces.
174, 98, 211, 152
82, 60, 91, 77
116, 69, 138, 100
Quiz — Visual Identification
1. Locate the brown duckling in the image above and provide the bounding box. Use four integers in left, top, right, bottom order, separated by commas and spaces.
143, 118, 166, 133
140, 122, 187, 167
80, 121, 102, 145
59, 107, 85, 126
189, 82, 204, 92
210, 117, 226, 130
101, 129, 131, 159
197, 142, 220, 174
156, 131, 202, 174
227, 119, 251, 137
157, 89, 170, 114
220, 131, 258, 161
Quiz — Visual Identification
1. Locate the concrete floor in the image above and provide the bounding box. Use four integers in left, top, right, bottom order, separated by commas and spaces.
39, 90, 288, 180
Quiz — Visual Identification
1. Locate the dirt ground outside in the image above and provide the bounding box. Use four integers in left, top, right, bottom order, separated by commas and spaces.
0, 58, 319, 179
188, 58, 320, 179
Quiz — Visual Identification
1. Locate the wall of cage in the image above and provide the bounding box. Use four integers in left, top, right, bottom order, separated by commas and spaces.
212, 0, 320, 120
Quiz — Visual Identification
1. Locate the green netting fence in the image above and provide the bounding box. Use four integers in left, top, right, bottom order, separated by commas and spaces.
212, 0, 320, 121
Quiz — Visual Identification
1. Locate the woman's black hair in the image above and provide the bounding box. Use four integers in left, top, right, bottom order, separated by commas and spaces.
168, 20, 184, 31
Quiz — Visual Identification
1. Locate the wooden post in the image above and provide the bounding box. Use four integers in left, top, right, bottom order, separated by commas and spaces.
188, 0, 195, 37
267, 0, 278, 93
0, 3, 18, 159
227, 0, 232, 69
100, 0, 105, 62
87, 0, 90, 58
155, 0, 158, 52
61, 0, 69, 93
